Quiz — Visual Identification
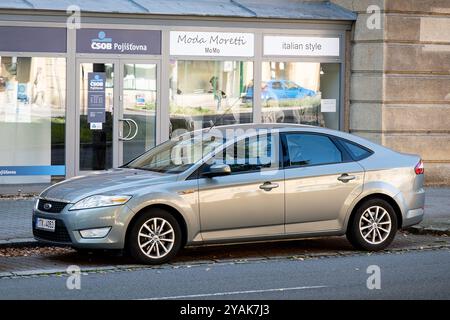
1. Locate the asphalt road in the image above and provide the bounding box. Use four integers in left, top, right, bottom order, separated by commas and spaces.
0, 248, 449, 300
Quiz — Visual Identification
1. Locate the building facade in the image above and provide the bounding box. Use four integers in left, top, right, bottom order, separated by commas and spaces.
332, 0, 450, 185
0, 0, 448, 194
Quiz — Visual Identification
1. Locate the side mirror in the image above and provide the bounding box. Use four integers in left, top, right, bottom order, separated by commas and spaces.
202, 164, 231, 178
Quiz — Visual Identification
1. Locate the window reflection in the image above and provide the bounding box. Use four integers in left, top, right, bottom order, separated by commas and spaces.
261, 62, 340, 130
169, 60, 253, 137
0, 56, 66, 184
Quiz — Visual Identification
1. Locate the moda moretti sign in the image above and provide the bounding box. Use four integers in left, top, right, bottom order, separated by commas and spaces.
264, 35, 340, 57
170, 31, 254, 57
77, 29, 161, 54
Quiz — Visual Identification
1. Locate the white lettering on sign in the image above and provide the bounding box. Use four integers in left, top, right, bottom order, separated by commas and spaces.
170, 31, 254, 57
264, 36, 340, 57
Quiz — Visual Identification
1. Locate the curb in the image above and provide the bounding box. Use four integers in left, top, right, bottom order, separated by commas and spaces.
1, 243, 450, 279
0, 226, 449, 249
0, 238, 41, 248
405, 226, 450, 236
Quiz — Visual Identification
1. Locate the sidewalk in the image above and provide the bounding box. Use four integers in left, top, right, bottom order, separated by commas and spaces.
408, 188, 450, 235
0, 188, 449, 245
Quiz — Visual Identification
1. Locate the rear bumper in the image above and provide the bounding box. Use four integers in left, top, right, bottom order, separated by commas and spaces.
394, 188, 425, 228
402, 208, 425, 228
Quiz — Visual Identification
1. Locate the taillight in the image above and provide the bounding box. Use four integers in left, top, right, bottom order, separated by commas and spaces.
415, 160, 424, 175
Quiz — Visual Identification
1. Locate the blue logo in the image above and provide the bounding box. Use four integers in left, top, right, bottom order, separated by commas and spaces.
89, 73, 105, 90
92, 31, 112, 43
91, 31, 113, 50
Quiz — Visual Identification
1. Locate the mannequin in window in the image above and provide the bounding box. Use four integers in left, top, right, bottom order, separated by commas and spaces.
209, 76, 226, 111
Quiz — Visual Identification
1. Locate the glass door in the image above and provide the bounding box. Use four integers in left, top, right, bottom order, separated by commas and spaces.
76, 60, 158, 175
119, 61, 158, 165
77, 60, 118, 173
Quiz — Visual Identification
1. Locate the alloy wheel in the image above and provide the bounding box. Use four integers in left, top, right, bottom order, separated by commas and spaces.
138, 217, 175, 259
358, 206, 392, 245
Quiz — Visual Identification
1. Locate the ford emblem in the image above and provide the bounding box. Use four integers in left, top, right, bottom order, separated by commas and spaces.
43, 203, 52, 210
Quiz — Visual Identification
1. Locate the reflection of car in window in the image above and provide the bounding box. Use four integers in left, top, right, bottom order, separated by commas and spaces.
242, 79, 316, 103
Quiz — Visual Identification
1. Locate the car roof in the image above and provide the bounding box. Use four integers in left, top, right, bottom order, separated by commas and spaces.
197, 123, 387, 152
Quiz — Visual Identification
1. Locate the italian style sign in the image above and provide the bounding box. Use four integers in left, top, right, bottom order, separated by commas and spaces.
87, 73, 106, 124
170, 31, 254, 57
264, 36, 340, 57
77, 29, 161, 54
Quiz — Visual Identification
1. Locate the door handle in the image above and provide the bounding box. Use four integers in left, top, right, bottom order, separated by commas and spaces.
119, 118, 139, 141
259, 182, 279, 191
338, 174, 356, 183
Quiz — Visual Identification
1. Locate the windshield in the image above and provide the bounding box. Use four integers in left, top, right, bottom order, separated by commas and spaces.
123, 132, 225, 174
285, 81, 299, 90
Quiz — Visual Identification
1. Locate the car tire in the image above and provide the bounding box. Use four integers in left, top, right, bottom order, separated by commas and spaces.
127, 208, 182, 264
346, 198, 398, 251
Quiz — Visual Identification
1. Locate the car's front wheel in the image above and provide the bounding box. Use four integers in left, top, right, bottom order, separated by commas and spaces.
347, 199, 398, 251
127, 209, 182, 264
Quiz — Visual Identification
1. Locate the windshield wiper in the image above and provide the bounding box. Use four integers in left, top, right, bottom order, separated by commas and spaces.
126, 167, 162, 173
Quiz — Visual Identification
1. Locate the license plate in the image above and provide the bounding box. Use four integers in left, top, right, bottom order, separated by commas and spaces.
35, 218, 56, 232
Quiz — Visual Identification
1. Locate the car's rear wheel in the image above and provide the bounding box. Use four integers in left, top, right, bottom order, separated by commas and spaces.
127, 209, 182, 264
347, 199, 398, 251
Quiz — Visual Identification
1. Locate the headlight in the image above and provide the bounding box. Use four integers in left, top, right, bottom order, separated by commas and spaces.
69, 195, 131, 210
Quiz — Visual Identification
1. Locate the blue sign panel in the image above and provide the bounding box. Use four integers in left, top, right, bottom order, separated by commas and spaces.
87, 72, 106, 123
77, 29, 161, 55
0, 166, 66, 176
0, 27, 66, 53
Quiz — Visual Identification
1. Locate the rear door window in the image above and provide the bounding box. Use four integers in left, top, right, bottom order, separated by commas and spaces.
283, 133, 343, 167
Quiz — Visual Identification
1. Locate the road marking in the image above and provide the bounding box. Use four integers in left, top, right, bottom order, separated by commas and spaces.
139, 285, 328, 300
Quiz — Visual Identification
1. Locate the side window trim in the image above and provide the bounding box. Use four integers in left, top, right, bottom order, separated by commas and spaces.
334, 138, 374, 161
281, 131, 353, 170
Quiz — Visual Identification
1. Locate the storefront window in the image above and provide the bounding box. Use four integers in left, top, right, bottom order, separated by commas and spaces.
0, 56, 66, 184
261, 62, 340, 130
169, 60, 253, 137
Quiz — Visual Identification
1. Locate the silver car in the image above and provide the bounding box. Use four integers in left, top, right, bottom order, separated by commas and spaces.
33, 124, 425, 264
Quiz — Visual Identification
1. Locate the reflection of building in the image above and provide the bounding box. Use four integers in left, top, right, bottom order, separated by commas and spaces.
262, 62, 321, 92
0, 0, 448, 190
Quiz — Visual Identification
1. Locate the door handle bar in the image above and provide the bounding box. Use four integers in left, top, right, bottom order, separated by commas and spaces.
259, 182, 279, 191
337, 174, 356, 183
119, 118, 139, 141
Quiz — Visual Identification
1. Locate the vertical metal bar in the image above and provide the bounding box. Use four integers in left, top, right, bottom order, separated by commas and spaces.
253, 31, 262, 124
65, 28, 76, 178
113, 60, 120, 168
158, 29, 170, 143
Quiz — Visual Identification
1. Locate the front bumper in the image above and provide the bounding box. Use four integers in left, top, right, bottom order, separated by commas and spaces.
33, 203, 135, 249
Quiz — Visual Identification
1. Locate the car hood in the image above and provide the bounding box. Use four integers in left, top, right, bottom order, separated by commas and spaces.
39, 168, 178, 203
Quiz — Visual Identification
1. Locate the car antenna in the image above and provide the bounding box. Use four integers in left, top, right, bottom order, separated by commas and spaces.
207, 96, 243, 132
